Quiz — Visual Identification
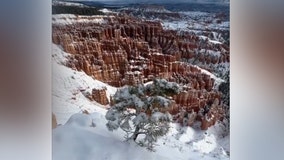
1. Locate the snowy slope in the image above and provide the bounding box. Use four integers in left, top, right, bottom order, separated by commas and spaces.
53, 112, 229, 160
52, 44, 117, 124
52, 43, 229, 160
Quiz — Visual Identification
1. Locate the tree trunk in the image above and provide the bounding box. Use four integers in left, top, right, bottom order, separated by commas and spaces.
132, 126, 140, 141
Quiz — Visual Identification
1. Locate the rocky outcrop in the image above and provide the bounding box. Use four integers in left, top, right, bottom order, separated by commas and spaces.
172, 97, 224, 130
92, 88, 109, 105
52, 16, 229, 88
199, 98, 224, 130
52, 14, 229, 129
172, 90, 221, 113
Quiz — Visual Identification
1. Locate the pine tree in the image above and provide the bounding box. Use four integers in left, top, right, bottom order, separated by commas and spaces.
105, 79, 181, 150
219, 71, 229, 107
218, 70, 230, 136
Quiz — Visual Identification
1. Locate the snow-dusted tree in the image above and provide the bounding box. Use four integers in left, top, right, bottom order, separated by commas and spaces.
219, 71, 229, 107
218, 70, 230, 136
105, 79, 181, 150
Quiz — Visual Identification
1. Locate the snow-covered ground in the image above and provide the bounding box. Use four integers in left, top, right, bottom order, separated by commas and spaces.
52, 14, 112, 25
99, 8, 114, 14
53, 112, 229, 160
52, 43, 229, 160
161, 11, 229, 33
194, 65, 224, 82
199, 35, 222, 44
162, 19, 229, 33
52, 1, 87, 7
162, 20, 189, 31
52, 44, 117, 124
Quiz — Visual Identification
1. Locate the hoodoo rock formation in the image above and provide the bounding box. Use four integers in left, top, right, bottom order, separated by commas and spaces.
52, 14, 229, 129
92, 88, 109, 105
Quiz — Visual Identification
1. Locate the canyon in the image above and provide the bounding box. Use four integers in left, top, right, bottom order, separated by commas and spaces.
52, 14, 229, 130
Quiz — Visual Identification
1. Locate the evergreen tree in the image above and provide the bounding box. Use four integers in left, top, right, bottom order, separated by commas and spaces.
219, 71, 229, 107
218, 70, 230, 136
105, 79, 181, 150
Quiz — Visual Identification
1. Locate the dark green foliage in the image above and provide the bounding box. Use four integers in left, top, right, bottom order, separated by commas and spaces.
52, 5, 104, 15
218, 71, 230, 135
146, 79, 181, 97
219, 71, 229, 107
106, 79, 181, 150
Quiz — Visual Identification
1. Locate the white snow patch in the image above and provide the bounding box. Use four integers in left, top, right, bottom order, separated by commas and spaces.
52, 1, 87, 7
192, 133, 217, 153
65, 113, 95, 127
162, 21, 189, 31
53, 113, 229, 160
99, 8, 113, 13
52, 44, 117, 124
199, 35, 222, 44
194, 65, 224, 84
52, 14, 112, 25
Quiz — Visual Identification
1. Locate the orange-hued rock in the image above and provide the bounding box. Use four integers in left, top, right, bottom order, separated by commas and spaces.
92, 88, 109, 105
52, 16, 229, 87
199, 98, 224, 130
52, 15, 228, 130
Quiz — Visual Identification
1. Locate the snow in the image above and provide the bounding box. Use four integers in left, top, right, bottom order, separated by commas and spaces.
52, 43, 229, 160
150, 96, 171, 107
65, 113, 95, 127
53, 113, 158, 160
199, 35, 222, 44
99, 8, 114, 14
162, 21, 189, 31
161, 11, 229, 34
194, 65, 224, 84
121, 6, 172, 14
126, 71, 142, 75
192, 133, 217, 153
199, 48, 222, 57
144, 81, 153, 86
151, 111, 169, 122
180, 11, 210, 17
52, 44, 117, 124
208, 21, 230, 30
52, 14, 112, 25
162, 19, 229, 33
111, 85, 146, 109
53, 112, 229, 160
133, 113, 148, 125
132, 95, 145, 108
52, 1, 87, 7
